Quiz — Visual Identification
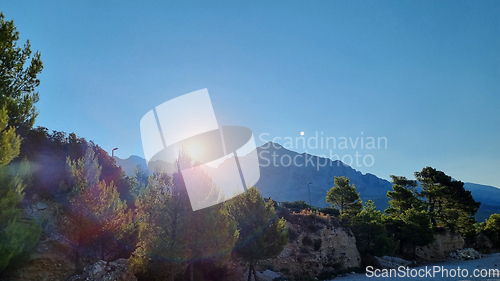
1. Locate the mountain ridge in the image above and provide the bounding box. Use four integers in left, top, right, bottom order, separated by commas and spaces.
115, 142, 500, 221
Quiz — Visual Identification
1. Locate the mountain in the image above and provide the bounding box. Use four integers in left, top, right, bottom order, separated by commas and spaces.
463, 182, 500, 222
115, 142, 500, 220
113, 155, 148, 176
236, 142, 393, 210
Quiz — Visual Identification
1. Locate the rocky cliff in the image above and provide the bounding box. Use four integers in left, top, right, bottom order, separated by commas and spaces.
416, 230, 465, 262
255, 210, 361, 280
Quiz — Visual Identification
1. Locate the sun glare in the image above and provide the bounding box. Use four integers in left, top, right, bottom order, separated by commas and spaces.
186, 141, 205, 162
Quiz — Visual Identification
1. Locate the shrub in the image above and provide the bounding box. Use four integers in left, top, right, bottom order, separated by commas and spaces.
302, 236, 313, 246
313, 238, 322, 251
288, 227, 299, 243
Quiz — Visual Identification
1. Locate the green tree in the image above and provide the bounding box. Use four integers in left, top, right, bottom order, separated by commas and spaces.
482, 213, 500, 249
384, 175, 434, 257
398, 209, 434, 258
0, 13, 43, 131
130, 152, 238, 281
386, 175, 422, 217
177, 154, 238, 281
63, 146, 134, 269
129, 171, 186, 281
0, 107, 41, 271
415, 167, 480, 235
326, 176, 362, 219
0, 13, 43, 270
227, 187, 288, 281
351, 200, 397, 257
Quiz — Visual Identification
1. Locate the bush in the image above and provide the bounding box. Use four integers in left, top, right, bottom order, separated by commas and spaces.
313, 238, 322, 251
483, 213, 500, 249
288, 227, 299, 242
282, 201, 311, 212
299, 247, 310, 254
319, 207, 340, 217
302, 236, 313, 246
316, 270, 336, 280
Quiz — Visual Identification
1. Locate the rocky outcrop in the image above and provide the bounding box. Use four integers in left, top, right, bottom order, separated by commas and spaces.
474, 232, 496, 254
255, 211, 361, 279
416, 230, 465, 262
66, 259, 137, 281
450, 248, 482, 260
375, 256, 413, 269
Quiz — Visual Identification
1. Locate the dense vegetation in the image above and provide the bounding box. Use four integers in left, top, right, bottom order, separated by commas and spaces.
322, 170, 490, 264
0, 12, 42, 271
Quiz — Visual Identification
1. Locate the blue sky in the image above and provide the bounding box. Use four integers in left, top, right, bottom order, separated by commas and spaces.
3, 1, 499, 187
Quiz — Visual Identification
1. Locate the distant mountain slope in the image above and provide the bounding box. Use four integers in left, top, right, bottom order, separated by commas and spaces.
115, 142, 500, 220
244, 142, 393, 209
464, 182, 500, 222
113, 155, 148, 176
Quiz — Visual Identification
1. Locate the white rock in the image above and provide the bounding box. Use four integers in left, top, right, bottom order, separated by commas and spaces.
37, 202, 48, 210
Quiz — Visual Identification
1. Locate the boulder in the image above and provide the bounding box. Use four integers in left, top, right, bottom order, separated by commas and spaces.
450, 248, 482, 260
375, 256, 413, 269
66, 259, 137, 281
36, 202, 48, 210
256, 269, 281, 281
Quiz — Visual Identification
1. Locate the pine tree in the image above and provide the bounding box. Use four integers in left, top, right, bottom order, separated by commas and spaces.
415, 167, 480, 235
130, 171, 186, 281
398, 208, 434, 258
0, 107, 41, 270
0, 13, 43, 270
0, 13, 43, 131
64, 146, 133, 269
326, 176, 362, 219
386, 175, 422, 216
351, 200, 397, 257
130, 151, 238, 281
227, 187, 288, 281
384, 175, 434, 257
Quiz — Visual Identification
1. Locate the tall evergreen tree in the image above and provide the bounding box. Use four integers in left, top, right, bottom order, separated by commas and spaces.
398, 208, 434, 258
0, 13, 43, 271
326, 176, 362, 219
227, 187, 288, 281
63, 146, 134, 269
384, 175, 434, 257
129, 171, 186, 281
130, 151, 238, 281
0, 108, 41, 271
415, 167, 480, 235
0, 13, 43, 131
351, 200, 397, 257
386, 175, 422, 216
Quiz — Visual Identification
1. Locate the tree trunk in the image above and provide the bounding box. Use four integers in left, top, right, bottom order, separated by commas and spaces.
75, 249, 80, 272
168, 271, 176, 281
252, 265, 259, 281
189, 263, 194, 281
247, 264, 253, 281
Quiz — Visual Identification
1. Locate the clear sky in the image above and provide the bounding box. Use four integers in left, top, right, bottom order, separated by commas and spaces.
3, 1, 499, 187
